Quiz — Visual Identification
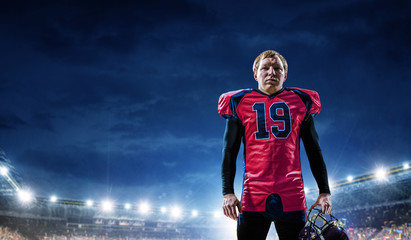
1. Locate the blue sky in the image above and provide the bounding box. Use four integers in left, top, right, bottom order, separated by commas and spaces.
0, 0, 410, 212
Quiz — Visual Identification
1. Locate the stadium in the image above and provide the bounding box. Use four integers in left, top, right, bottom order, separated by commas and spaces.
0, 149, 409, 240
2, 0, 411, 239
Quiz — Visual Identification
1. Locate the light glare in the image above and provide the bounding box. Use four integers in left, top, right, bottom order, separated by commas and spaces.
102, 200, 113, 212
191, 210, 198, 217
403, 163, 409, 170
18, 189, 33, 203
161, 207, 167, 213
86, 200, 93, 207
329, 180, 334, 190
139, 202, 151, 214
375, 168, 387, 181
171, 206, 182, 218
50, 195, 57, 202
0, 166, 8, 176
125, 203, 131, 210
347, 176, 353, 182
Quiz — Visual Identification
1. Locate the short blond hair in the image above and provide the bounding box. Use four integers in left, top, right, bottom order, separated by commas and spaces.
253, 50, 288, 75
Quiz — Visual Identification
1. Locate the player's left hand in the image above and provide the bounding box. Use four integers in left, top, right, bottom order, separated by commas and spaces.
309, 193, 331, 214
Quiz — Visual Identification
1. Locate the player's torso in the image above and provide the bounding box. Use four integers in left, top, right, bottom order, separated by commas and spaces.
235, 89, 308, 210
235, 89, 307, 171
218, 87, 319, 211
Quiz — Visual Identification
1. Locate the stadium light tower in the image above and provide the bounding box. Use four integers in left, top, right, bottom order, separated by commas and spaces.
0, 166, 20, 190
17, 189, 33, 204
138, 202, 151, 215
171, 206, 182, 218
102, 200, 113, 212
375, 167, 387, 181
86, 200, 94, 207
0, 166, 8, 176
50, 195, 57, 203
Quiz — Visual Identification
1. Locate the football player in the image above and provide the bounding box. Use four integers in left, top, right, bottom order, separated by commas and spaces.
218, 50, 332, 240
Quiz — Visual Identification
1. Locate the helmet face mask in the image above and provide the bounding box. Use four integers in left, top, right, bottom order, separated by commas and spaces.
299, 209, 349, 240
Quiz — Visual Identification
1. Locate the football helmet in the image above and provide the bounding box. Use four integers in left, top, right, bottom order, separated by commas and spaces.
299, 208, 349, 240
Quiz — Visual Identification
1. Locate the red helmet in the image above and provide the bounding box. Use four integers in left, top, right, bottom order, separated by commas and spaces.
299, 209, 349, 240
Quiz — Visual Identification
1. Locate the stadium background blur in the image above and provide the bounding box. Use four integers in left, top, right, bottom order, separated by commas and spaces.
1, 149, 409, 239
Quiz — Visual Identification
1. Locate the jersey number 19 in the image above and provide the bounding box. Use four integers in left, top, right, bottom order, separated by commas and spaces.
252, 102, 291, 140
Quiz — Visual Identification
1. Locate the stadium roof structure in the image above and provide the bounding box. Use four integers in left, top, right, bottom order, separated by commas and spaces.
305, 165, 411, 214
0, 149, 22, 196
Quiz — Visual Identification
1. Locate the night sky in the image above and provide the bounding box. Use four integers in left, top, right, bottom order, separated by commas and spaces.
1, 0, 410, 212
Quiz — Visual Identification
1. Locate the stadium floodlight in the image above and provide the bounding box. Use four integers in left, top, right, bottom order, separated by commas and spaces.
50, 195, 57, 203
347, 176, 353, 182
375, 168, 387, 181
0, 166, 8, 176
304, 187, 309, 194
102, 200, 113, 212
86, 200, 93, 207
124, 203, 131, 210
138, 202, 151, 215
161, 207, 167, 214
171, 206, 182, 218
17, 189, 33, 204
404, 163, 409, 170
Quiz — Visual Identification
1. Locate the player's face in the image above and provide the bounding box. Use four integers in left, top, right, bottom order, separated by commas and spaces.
254, 56, 287, 95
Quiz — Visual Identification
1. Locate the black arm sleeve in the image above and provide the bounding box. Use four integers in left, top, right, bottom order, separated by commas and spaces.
221, 118, 243, 195
300, 115, 331, 194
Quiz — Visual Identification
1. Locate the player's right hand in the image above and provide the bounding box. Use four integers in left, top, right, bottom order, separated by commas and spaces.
222, 193, 242, 221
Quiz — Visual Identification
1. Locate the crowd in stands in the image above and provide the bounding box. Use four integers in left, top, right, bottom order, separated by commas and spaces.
1, 221, 410, 239
340, 202, 410, 229
0, 217, 207, 240
330, 180, 410, 211
0, 226, 28, 240
0, 202, 409, 239
339, 202, 410, 240
347, 223, 410, 240
41, 236, 184, 240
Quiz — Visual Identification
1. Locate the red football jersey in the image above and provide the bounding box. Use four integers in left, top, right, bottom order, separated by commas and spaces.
218, 87, 321, 212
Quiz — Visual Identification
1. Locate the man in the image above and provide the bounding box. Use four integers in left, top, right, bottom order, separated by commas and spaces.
218, 50, 331, 240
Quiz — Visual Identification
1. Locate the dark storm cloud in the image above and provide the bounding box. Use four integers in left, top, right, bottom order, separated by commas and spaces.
0, 0, 217, 64
0, 114, 27, 130
0, 0, 223, 118
30, 112, 56, 131
286, 0, 411, 59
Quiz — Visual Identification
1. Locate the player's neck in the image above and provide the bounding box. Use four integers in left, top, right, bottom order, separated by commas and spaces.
258, 86, 283, 96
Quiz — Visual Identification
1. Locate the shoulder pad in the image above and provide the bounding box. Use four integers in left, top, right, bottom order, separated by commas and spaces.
218, 89, 251, 118
288, 87, 321, 116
